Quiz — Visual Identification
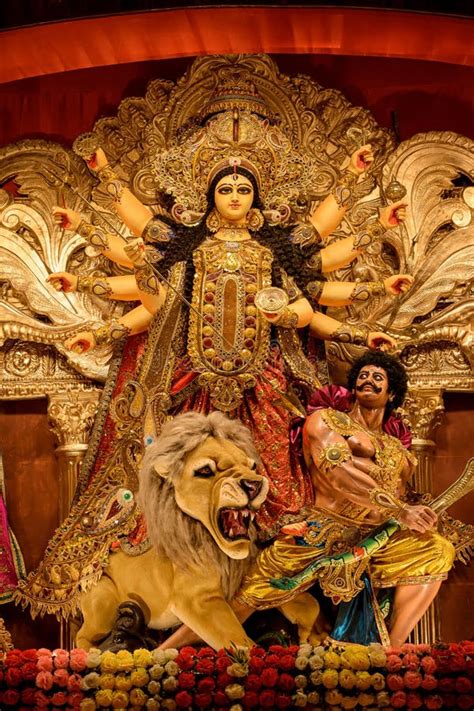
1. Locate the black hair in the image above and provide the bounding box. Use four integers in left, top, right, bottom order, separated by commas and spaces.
347, 351, 408, 416
153, 164, 323, 301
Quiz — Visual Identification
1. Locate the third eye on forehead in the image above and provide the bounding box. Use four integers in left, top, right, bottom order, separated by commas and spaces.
358, 368, 387, 381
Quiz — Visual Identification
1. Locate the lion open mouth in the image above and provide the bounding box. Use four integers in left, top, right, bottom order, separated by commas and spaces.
218, 507, 255, 540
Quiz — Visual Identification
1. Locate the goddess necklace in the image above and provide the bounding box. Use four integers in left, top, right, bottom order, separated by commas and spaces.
214, 226, 251, 243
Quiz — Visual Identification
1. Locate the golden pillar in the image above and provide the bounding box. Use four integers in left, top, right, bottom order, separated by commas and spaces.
403, 388, 445, 644
47, 390, 100, 648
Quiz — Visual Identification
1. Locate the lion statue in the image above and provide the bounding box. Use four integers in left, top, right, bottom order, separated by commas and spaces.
76, 411, 270, 650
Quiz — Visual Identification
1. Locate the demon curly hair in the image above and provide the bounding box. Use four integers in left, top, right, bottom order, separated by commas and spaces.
347, 351, 408, 417
149, 165, 324, 304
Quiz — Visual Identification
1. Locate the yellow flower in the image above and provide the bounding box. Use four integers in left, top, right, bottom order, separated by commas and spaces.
295, 674, 308, 689
341, 696, 359, 709
149, 664, 164, 680
225, 683, 245, 700
371, 672, 385, 691
116, 650, 134, 672
98, 673, 116, 690
341, 648, 370, 671
130, 688, 148, 706
162, 676, 177, 692
100, 651, 118, 673
325, 689, 343, 705
115, 673, 133, 691
134, 649, 153, 668
146, 701, 160, 711
111, 689, 129, 708
310, 670, 323, 686
307, 691, 320, 705
355, 671, 372, 690
161, 700, 177, 710
338, 669, 356, 690
147, 679, 161, 694
324, 650, 341, 669
95, 689, 114, 707
80, 700, 97, 711
368, 647, 387, 668
131, 667, 150, 687
376, 691, 391, 707
357, 692, 375, 706
322, 668, 339, 689
294, 690, 308, 707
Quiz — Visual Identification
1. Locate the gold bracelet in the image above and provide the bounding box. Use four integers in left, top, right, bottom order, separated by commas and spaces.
306, 280, 325, 303
333, 169, 359, 209
317, 442, 352, 475
349, 281, 385, 302
368, 487, 406, 521
290, 222, 323, 249
353, 220, 385, 252
135, 262, 161, 296
96, 165, 125, 204
275, 307, 299, 329
331, 323, 369, 346
305, 251, 323, 275
92, 320, 131, 346
76, 220, 110, 251
141, 217, 173, 245
76, 275, 113, 298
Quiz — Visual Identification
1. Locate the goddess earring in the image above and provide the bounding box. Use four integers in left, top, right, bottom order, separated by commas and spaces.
246, 208, 264, 231
206, 208, 222, 233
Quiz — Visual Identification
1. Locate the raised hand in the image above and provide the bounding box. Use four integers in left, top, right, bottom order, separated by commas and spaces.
367, 331, 396, 351
85, 147, 109, 172
47, 272, 78, 292
52, 206, 82, 231
349, 144, 374, 175
384, 274, 414, 295
379, 200, 407, 229
398, 504, 438, 534
65, 331, 96, 354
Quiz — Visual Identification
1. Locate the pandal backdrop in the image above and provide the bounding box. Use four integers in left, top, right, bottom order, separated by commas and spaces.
0, 54, 473, 651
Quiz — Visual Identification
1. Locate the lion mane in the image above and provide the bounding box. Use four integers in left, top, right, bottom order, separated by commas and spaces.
138, 411, 260, 600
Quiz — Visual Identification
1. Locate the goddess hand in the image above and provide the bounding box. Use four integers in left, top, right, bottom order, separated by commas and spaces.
65, 331, 96, 354
384, 274, 414, 296
47, 272, 78, 292
379, 200, 407, 229
52, 206, 82, 231
367, 331, 396, 351
349, 144, 374, 175
124, 238, 147, 267
86, 147, 109, 171
398, 504, 438, 533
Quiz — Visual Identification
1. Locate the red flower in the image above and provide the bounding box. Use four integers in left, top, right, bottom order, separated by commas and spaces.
195, 691, 213, 708
53, 668, 70, 687
197, 677, 216, 693
178, 671, 196, 690
275, 692, 292, 708
263, 653, 280, 668
277, 673, 295, 692
441, 693, 457, 708
67, 691, 84, 708
176, 652, 196, 671
278, 654, 296, 671
269, 645, 285, 654
402, 653, 420, 670
260, 667, 279, 687
406, 691, 423, 708
401, 643, 417, 653
421, 674, 438, 690
217, 672, 233, 688
387, 673, 404, 691
3, 689, 21, 706
456, 676, 472, 693
196, 647, 215, 658
242, 690, 259, 708
386, 654, 403, 672
404, 670, 422, 689
51, 691, 68, 706
5, 666, 23, 686
450, 653, 467, 672
216, 656, 231, 673
213, 690, 229, 706
461, 641, 474, 654
458, 694, 474, 710
21, 662, 37, 681
425, 694, 443, 709
67, 673, 83, 692
21, 650, 38, 663
390, 690, 407, 708
287, 645, 299, 654
259, 689, 276, 708
245, 673, 262, 692
5, 651, 22, 667
181, 646, 198, 656
34, 691, 50, 708
420, 656, 437, 674
248, 657, 264, 673
176, 690, 193, 708
250, 646, 266, 657
196, 658, 215, 675
21, 688, 37, 705
438, 677, 455, 692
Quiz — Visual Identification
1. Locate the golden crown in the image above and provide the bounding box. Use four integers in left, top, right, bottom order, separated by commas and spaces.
151, 109, 320, 225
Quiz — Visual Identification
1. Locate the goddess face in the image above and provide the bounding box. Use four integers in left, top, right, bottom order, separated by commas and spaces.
214, 174, 254, 224
354, 365, 391, 410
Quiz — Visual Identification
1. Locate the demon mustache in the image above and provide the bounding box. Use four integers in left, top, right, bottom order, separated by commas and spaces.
356, 382, 383, 394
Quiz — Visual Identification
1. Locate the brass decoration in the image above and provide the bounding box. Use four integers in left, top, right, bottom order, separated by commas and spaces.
402, 389, 445, 444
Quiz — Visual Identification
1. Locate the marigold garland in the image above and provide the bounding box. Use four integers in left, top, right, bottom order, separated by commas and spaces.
0, 641, 472, 709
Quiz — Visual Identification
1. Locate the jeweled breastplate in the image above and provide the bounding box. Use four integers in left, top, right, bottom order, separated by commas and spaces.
188, 238, 273, 411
